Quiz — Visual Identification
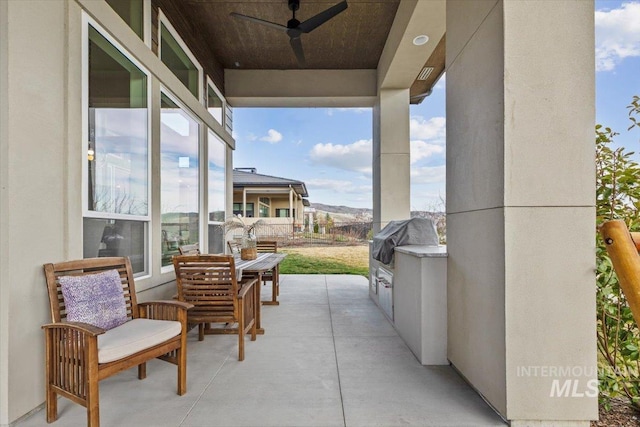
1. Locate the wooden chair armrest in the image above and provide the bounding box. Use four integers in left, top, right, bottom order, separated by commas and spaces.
139, 300, 193, 311
138, 300, 193, 322
238, 277, 258, 298
41, 321, 105, 336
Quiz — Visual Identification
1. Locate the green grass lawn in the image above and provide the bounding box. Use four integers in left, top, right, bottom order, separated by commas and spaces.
279, 252, 369, 276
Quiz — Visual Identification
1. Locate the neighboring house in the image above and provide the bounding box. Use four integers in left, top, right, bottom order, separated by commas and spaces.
232, 168, 309, 227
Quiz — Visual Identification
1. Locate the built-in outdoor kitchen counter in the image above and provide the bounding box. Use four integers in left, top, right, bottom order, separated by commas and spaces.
369, 244, 448, 366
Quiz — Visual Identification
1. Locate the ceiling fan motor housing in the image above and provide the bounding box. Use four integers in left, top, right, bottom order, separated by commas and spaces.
288, 0, 300, 12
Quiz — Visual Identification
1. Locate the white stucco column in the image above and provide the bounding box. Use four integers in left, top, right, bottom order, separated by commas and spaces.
372, 89, 411, 233
0, 1, 7, 422
446, 1, 596, 424
242, 188, 246, 217
289, 188, 294, 221
0, 1, 69, 423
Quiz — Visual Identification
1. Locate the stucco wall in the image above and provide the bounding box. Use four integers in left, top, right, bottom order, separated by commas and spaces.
0, 1, 68, 422
0, 1, 235, 423
446, 0, 507, 413
446, 0, 596, 423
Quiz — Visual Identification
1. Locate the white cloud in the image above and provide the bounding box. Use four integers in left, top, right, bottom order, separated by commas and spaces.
411, 140, 444, 164
410, 116, 446, 142
410, 165, 446, 184
306, 178, 371, 194
309, 139, 372, 174
260, 129, 283, 144
595, 2, 640, 71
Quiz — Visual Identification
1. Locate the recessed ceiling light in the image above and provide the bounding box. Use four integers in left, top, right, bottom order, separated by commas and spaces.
413, 35, 429, 46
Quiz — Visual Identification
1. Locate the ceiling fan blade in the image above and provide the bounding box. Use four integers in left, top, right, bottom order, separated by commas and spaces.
290, 37, 306, 67
230, 12, 288, 32
298, 0, 348, 34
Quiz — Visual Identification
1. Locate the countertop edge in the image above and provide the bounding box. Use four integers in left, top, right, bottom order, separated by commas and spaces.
394, 245, 448, 258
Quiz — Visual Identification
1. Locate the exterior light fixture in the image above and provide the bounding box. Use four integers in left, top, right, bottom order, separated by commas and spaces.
87, 149, 95, 161
412, 35, 429, 46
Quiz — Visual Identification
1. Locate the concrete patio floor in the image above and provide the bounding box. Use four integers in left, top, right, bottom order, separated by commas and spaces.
18, 274, 506, 427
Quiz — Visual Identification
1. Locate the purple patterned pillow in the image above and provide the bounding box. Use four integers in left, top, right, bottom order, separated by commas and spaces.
59, 269, 128, 330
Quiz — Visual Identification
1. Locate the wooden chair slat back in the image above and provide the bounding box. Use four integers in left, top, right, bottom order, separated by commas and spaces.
256, 240, 277, 253
43, 257, 137, 323
173, 255, 239, 319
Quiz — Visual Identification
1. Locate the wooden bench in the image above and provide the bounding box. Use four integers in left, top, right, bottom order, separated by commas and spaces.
42, 257, 192, 427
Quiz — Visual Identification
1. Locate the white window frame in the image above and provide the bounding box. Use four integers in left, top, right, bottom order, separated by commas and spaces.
81, 14, 153, 278
82, 15, 152, 223
158, 10, 204, 103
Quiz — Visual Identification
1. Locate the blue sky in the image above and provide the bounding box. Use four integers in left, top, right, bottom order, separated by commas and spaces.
233, 1, 640, 210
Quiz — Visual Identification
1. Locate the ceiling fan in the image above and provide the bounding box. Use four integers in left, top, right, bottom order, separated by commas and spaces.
230, 0, 348, 67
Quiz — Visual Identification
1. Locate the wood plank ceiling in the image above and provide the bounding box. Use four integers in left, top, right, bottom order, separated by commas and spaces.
176, 0, 443, 104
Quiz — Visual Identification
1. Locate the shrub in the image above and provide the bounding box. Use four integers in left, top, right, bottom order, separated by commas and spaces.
596, 95, 640, 409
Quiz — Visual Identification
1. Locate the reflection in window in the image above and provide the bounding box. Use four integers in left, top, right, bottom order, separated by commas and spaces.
86, 25, 149, 275
207, 84, 223, 125
208, 130, 225, 223
161, 93, 200, 266
88, 26, 148, 216
106, 0, 144, 40
84, 218, 146, 274
208, 224, 225, 254
259, 197, 270, 218
160, 22, 199, 99
276, 208, 291, 218
208, 130, 225, 253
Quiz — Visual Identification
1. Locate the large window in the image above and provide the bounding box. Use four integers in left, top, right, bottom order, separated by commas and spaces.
84, 24, 149, 274
276, 208, 296, 218
259, 197, 270, 218
208, 130, 226, 253
159, 14, 200, 99
160, 92, 200, 267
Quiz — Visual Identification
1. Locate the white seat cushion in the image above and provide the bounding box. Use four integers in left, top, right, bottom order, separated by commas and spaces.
98, 318, 182, 364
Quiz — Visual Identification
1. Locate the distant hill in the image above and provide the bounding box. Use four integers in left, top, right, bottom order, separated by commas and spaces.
309, 202, 445, 223
310, 203, 372, 216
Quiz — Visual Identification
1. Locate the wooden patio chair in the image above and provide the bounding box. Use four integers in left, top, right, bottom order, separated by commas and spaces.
42, 257, 192, 427
178, 243, 200, 255
256, 240, 278, 296
173, 254, 258, 361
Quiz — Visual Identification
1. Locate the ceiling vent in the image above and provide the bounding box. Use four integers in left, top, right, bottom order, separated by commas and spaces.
416, 66, 434, 81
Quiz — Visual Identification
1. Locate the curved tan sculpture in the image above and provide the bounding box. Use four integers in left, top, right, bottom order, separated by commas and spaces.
600, 219, 640, 326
